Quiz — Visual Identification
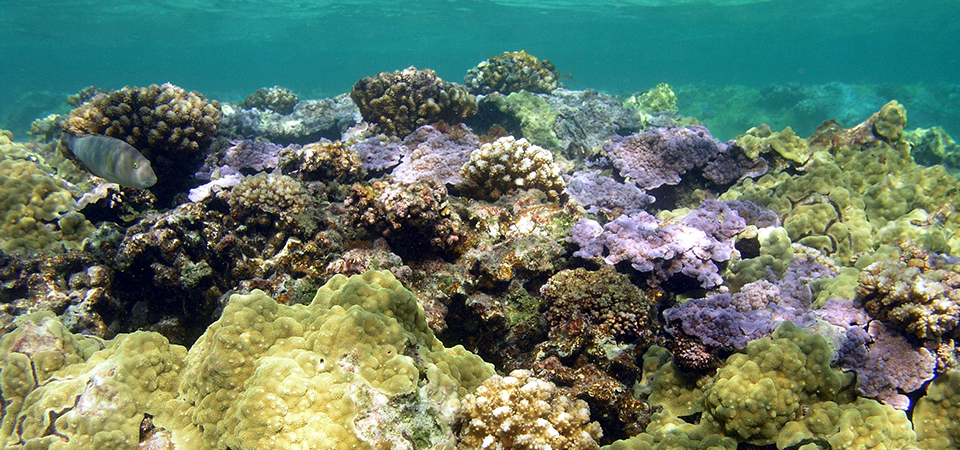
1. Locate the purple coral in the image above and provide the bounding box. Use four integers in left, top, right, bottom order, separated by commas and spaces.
603, 126, 720, 190
568, 199, 746, 288
602, 126, 766, 190
391, 124, 479, 185
838, 321, 937, 410
563, 170, 655, 215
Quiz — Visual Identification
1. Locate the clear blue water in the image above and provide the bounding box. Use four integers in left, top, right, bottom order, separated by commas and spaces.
2, 0, 959, 134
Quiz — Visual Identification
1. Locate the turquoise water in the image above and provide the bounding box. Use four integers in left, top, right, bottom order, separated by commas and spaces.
2, 0, 959, 137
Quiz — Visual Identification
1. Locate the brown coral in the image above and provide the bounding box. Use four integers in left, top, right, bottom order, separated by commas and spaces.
856, 242, 960, 340
279, 139, 364, 184
63, 83, 222, 197
463, 50, 560, 95
242, 85, 299, 115
350, 67, 476, 137
346, 178, 469, 257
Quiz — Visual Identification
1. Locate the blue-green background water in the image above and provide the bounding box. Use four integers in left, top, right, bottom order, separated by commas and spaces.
2, 0, 959, 139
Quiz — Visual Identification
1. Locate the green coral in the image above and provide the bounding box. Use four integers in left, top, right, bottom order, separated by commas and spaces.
624, 83, 679, 115
482, 90, 562, 149
722, 103, 960, 265
777, 398, 917, 450
702, 322, 849, 444
733, 123, 811, 164
914, 370, 960, 449
0, 271, 495, 450
0, 152, 94, 255
242, 85, 300, 115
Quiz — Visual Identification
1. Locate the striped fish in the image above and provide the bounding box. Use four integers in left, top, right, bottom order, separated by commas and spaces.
67, 135, 157, 188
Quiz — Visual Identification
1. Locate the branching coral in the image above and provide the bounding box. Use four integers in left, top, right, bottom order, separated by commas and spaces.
460, 135, 565, 201
458, 369, 601, 450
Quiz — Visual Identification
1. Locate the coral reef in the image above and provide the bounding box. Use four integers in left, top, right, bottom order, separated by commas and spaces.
392, 123, 481, 185
458, 369, 601, 450
463, 50, 560, 95
279, 139, 365, 184
221, 94, 360, 144
0, 155, 93, 255
350, 67, 477, 137
62, 83, 222, 198
569, 200, 746, 289
346, 178, 469, 257
914, 369, 960, 449
855, 242, 960, 340
0, 271, 496, 450
460, 135, 566, 201
564, 170, 656, 216
241, 85, 300, 115
603, 126, 761, 191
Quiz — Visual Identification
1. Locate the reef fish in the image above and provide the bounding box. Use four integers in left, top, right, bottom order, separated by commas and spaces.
67, 135, 157, 188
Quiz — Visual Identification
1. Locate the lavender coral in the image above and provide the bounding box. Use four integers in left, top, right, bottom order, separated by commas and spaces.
391, 123, 480, 185
568, 200, 746, 288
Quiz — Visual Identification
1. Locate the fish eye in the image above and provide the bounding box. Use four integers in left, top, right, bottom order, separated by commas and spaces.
133, 162, 139, 169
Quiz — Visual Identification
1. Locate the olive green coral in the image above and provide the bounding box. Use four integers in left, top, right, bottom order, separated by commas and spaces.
914, 370, 960, 449
0, 311, 186, 450
242, 85, 300, 115
702, 322, 849, 444
463, 50, 560, 95
0, 156, 93, 255
460, 135, 565, 201
350, 67, 477, 137
0, 271, 495, 450
458, 369, 601, 450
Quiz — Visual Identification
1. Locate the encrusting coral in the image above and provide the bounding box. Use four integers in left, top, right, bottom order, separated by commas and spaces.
458, 369, 602, 450
463, 50, 561, 95
350, 67, 477, 137
459, 135, 566, 201
0, 270, 496, 450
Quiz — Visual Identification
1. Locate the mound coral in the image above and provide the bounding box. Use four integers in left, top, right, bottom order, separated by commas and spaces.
0, 156, 93, 255
242, 85, 300, 115
346, 178, 469, 256
458, 369, 601, 450
460, 135, 565, 201
279, 139, 365, 184
350, 67, 477, 137
0, 271, 496, 450
463, 50, 560, 95
62, 83, 222, 197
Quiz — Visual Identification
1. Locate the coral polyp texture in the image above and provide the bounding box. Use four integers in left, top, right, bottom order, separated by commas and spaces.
458, 369, 602, 450
0, 271, 495, 450
241, 85, 300, 115
350, 67, 477, 137
464, 50, 561, 95
0, 131, 94, 254
855, 242, 960, 340
62, 83, 222, 195
568, 200, 746, 288
460, 135, 566, 201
